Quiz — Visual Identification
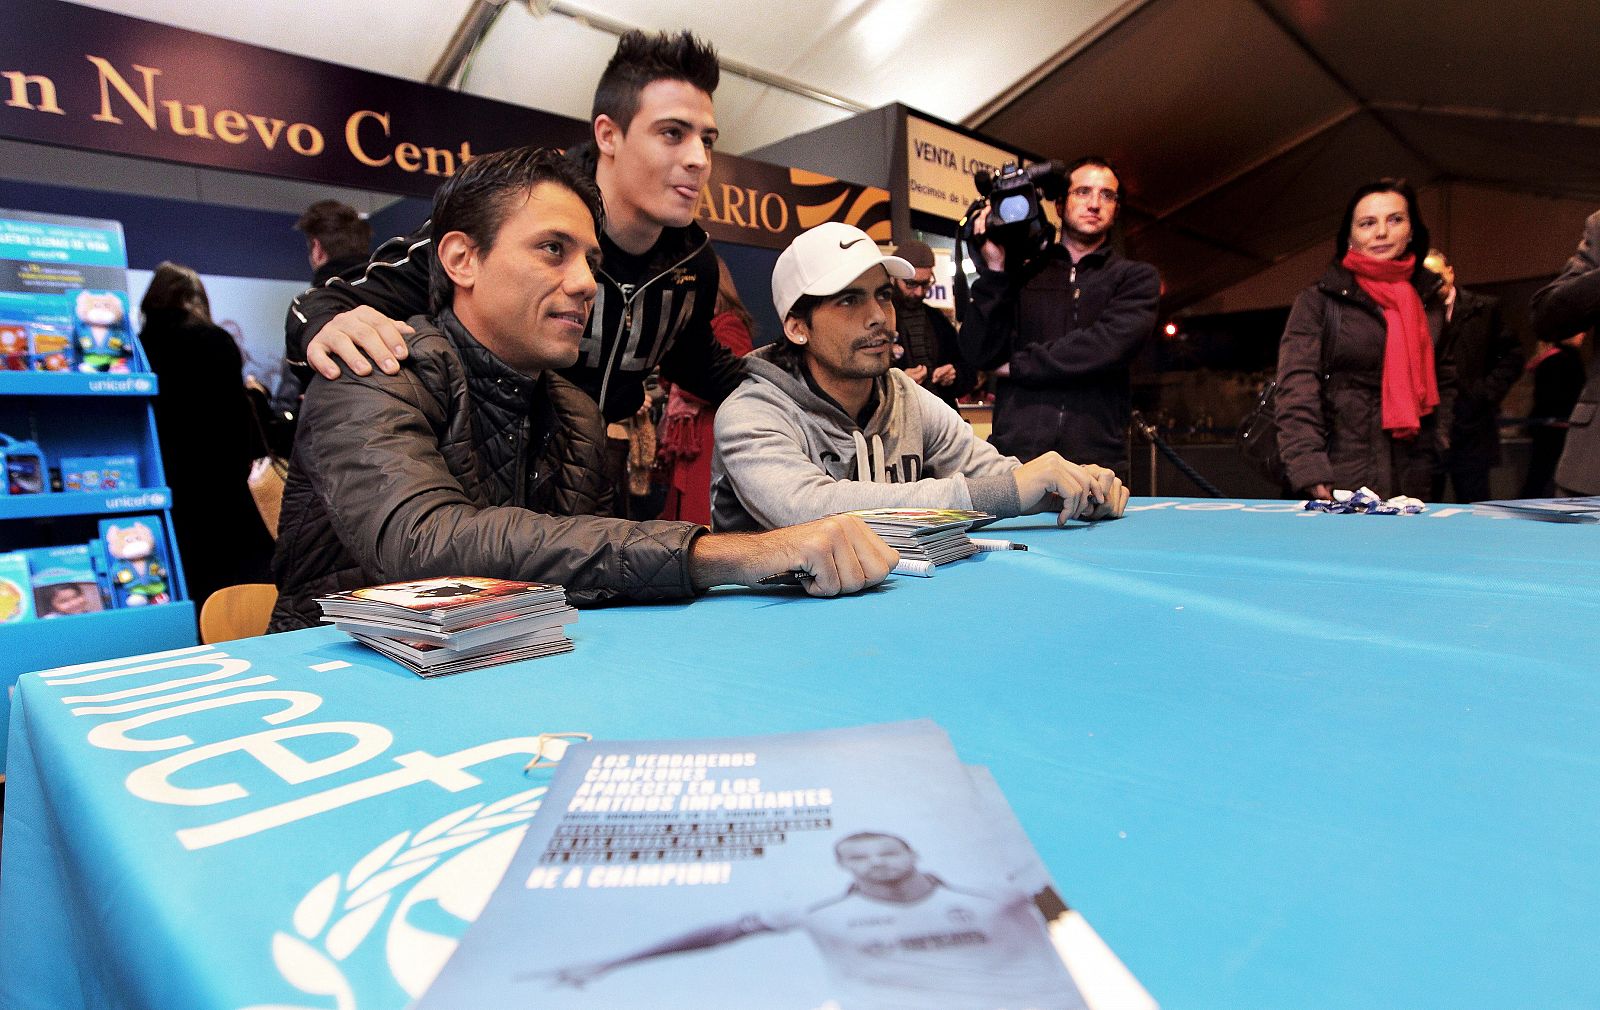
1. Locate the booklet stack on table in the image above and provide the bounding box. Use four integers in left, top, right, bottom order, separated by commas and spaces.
416, 720, 1157, 1010
315, 575, 576, 677
846, 507, 994, 566
1472, 496, 1600, 523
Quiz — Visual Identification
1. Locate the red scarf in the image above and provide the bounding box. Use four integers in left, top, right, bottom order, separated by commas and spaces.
1342, 250, 1438, 439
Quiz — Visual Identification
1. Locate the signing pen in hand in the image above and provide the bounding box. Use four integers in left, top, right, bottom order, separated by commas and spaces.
758, 558, 934, 586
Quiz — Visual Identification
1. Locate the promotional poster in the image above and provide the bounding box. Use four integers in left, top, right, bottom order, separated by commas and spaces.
418, 721, 1093, 1010
0, 207, 135, 373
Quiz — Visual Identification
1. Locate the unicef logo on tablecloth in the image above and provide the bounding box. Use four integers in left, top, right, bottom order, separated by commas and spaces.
240, 786, 546, 1009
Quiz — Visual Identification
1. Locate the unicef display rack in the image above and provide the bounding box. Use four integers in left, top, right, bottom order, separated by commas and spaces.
0, 208, 195, 775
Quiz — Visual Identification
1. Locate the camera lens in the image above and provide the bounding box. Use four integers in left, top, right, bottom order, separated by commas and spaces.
997, 195, 1031, 223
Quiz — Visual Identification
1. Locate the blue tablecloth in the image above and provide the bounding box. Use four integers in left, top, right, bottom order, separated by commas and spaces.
3, 499, 1598, 1010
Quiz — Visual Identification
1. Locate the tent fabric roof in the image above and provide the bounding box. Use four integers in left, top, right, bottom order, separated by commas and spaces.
976, 0, 1600, 308
67, 0, 1600, 310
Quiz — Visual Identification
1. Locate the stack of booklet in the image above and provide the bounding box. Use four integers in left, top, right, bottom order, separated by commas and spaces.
846, 507, 994, 566
315, 575, 576, 677
1472, 495, 1600, 523
415, 720, 1157, 1010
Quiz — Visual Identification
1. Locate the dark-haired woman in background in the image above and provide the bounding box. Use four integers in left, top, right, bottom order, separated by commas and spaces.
139, 262, 275, 611
1275, 178, 1445, 500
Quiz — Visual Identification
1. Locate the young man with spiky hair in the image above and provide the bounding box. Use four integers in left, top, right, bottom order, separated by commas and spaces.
269, 147, 896, 631
283, 30, 741, 426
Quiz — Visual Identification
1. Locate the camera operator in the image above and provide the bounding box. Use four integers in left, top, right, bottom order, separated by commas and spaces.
959, 156, 1160, 481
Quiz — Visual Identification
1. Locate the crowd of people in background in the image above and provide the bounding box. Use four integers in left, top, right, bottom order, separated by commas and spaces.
132, 27, 1600, 625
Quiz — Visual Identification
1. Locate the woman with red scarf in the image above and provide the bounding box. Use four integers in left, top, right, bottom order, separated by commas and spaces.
1274, 178, 1446, 500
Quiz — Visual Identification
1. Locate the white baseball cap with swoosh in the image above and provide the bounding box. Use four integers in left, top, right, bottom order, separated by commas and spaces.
771, 222, 915, 320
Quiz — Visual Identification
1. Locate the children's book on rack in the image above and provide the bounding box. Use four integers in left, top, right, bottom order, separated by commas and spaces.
0, 551, 32, 623
317, 575, 576, 677
0, 532, 161, 623
845, 507, 995, 565
414, 720, 1157, 1010
24, 544, 106, 618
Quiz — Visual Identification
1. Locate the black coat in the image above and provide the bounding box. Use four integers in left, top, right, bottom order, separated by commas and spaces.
1529, 208, 1600, 494
1274, 263, 1445, 497
1435, 286, 1523, 470
138, 309, 274, 606
268, 309, 702, 631
894, 298, 975, 407
959, 243, 1160, 477
280, 252, 371, 391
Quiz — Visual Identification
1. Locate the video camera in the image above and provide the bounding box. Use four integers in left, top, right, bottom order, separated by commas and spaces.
972, 159, 1070, 256
951, 159, 1068, 321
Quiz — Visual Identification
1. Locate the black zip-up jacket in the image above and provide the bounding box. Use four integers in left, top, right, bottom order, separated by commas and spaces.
281, 252, 371, 391
958, 243, 1160, 478
284, 144, 745, 423
268, 308, 702, 631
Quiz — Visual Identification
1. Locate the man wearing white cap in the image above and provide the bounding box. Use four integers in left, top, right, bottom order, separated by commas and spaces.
710, 223, 1128, 531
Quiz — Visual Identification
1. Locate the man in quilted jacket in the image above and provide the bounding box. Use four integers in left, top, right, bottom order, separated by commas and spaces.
268, 148, 894, 631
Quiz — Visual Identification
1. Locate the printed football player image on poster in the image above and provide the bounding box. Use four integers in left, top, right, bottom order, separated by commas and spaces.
414, 721, 1102, 1010
537, 827, 1085, 1010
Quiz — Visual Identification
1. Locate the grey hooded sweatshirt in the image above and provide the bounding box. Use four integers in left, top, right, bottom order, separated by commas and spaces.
710, 345, 1024, 531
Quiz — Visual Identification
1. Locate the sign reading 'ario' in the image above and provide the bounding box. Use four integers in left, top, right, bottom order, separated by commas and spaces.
0, 0, 889, 250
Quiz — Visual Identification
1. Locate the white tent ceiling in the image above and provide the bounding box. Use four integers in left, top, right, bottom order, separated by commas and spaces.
47, 0, 1600, 311
67, 0, 1133, 156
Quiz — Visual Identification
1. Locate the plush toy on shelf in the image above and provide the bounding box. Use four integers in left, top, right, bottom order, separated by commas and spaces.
0, 323, 28, 370
103, 517, 171, 607
73, 290, 134, 373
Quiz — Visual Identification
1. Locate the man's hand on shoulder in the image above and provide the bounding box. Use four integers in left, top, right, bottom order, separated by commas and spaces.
307, 305, 414, 380
1013, 452, 1128, 523
690, 515, 898, 597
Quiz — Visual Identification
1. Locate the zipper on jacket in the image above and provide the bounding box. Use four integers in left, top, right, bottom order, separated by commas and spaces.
512, 416, 529, 507
592, 232, 711, 418
1070, 263, 1082, 326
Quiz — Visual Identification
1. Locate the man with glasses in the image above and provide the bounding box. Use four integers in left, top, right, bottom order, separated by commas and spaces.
960, 156, 1160, 481
890, 239, 974, 408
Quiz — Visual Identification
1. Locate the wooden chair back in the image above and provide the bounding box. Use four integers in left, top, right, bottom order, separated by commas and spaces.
199, 583, 278, 644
